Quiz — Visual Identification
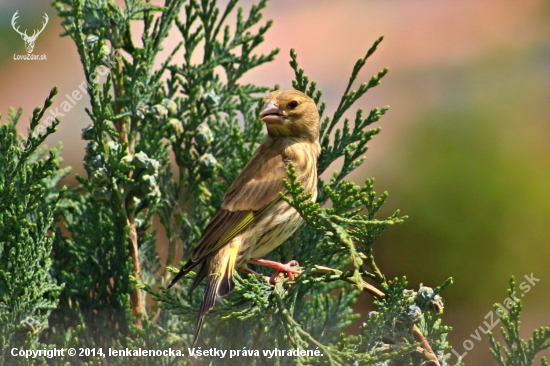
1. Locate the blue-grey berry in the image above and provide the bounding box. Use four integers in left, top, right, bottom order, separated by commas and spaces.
85, 141, 99, 160
90, 167, 109, 187
406, 304, 423, 322
199, 153, 217, 174
81, 125, 94, 140
195, 124, 214, 147
418, 286, 435, 302
85, 35, 99, 45
167, 118, 183, 135
203, 90, 220, 108
88, 154, 104, 170
141, 174, 158, 195
162, 98, 178, 116
133, 152, 149, 169
151, 104, 168, 123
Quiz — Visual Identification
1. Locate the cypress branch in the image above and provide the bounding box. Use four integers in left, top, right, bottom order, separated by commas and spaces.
3, 1, 548, 366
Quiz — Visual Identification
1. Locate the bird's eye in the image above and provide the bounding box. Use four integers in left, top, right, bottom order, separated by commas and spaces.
288, 100, 299, 109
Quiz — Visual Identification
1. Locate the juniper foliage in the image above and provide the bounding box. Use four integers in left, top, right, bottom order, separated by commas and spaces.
4, 1, 548, 366
488, 278, 550, 366
0, 88, 67, 363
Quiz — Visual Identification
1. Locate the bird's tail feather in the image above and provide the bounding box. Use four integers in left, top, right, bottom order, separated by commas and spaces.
193, 272, 218, 346
192, 244, 239, 345
168, 258, 202, 289
187, 262, 208, 297
218, 247, 237, 297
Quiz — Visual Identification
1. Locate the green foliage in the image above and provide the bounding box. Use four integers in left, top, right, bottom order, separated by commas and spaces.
0, 0, 467, 365
289, 38, 389, 186
0, 88, 68, 363
138, 2, 453, 363
488, 277, 550, 366
355, 278, 453, 365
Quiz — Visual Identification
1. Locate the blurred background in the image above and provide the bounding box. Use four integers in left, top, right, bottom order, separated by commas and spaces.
1, 0, 549, 364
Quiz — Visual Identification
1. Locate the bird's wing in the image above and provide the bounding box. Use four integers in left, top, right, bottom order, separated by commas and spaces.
172, 146, 287, 275
168, 147, 288, 288
191, 148, 287, 261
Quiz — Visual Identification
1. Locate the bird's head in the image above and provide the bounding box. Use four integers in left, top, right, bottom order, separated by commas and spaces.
259, 90, 320, 142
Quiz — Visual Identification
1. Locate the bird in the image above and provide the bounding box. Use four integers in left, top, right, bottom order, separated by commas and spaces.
168, 89, 321, 345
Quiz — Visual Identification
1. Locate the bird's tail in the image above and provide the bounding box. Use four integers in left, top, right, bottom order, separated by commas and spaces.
192, 244, 238, 345
168, 259, 200, 289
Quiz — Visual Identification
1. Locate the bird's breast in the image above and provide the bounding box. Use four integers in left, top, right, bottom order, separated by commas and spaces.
237, 200, 305, 263
235, 139, 320, 266
283, 139, 320, 198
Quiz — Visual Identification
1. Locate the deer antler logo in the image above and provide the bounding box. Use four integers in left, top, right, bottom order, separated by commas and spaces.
11, 11, 49, 54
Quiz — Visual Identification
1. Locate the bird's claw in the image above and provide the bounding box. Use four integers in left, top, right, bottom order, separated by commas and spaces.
268, 260, 301, 283
247, 258, 302, 284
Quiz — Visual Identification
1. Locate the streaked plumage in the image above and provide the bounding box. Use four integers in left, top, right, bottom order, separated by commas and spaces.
168, 89, 320, 344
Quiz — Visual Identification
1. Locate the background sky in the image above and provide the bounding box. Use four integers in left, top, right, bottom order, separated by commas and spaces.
1, 0, 549, 364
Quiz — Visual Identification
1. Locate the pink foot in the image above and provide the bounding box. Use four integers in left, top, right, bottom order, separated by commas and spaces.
248, 258, 302, 283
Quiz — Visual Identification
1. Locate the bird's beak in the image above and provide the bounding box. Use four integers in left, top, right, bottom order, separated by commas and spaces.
260, 101, 286, 124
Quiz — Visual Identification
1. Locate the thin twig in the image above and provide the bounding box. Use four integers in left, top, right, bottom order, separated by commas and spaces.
111, 44, 143, 326
273, 287, 345, 365
310, 265, 441, 366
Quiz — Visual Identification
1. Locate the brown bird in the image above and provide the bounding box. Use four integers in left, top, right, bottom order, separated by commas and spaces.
168, 89, 320, 345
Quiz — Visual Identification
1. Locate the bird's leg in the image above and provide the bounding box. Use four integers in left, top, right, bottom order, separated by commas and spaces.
249, 258, 302, 283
